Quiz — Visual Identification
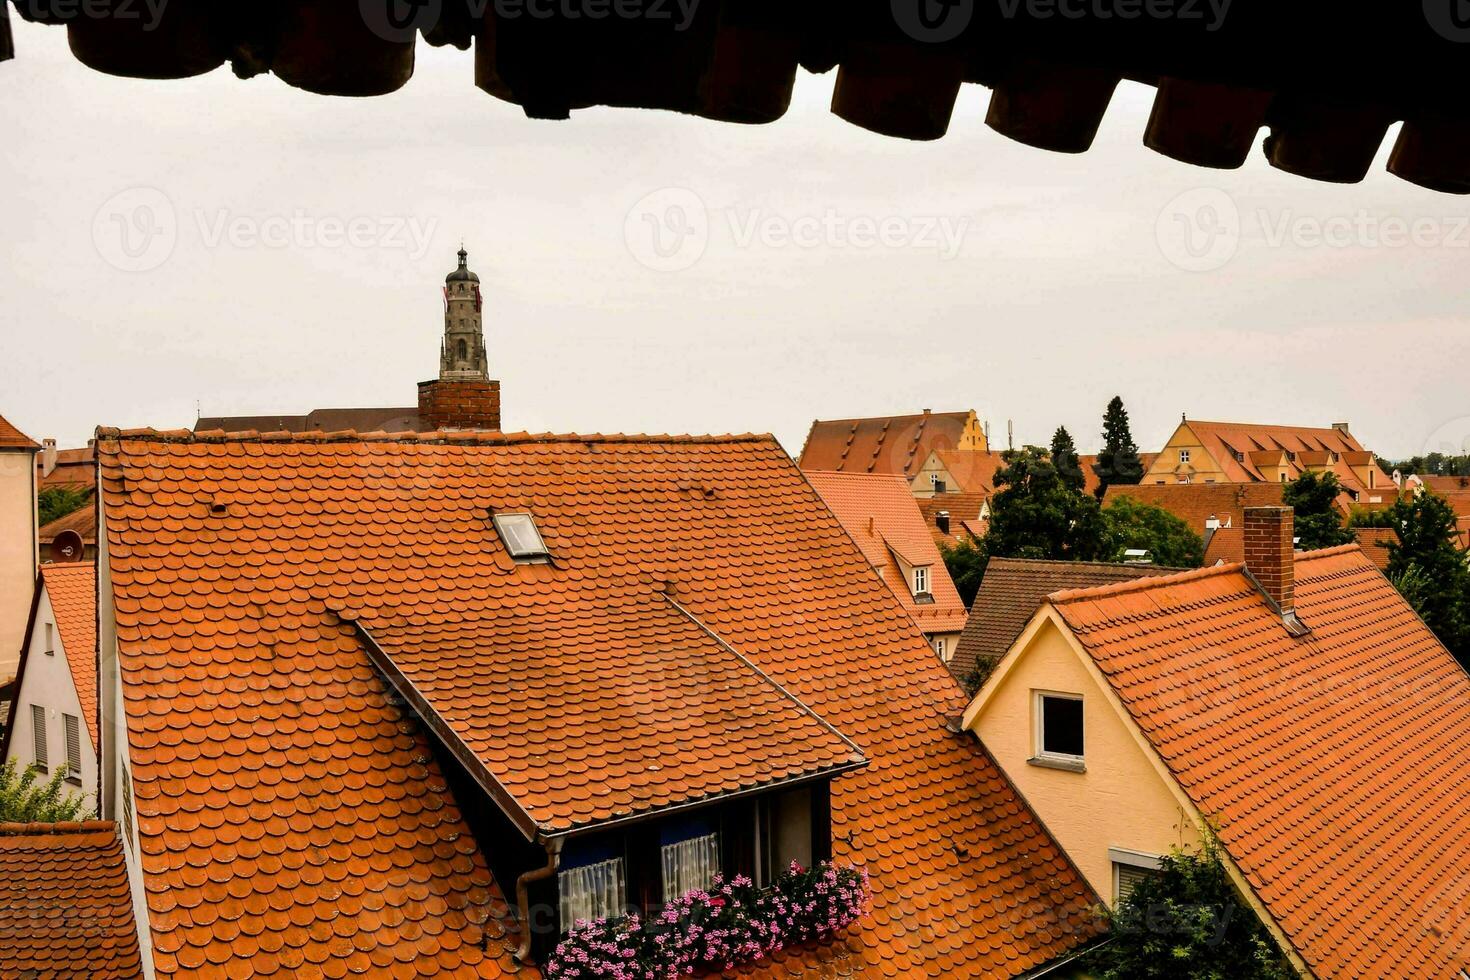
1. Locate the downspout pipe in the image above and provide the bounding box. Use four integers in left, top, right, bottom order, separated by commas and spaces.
514, 838, 562, 965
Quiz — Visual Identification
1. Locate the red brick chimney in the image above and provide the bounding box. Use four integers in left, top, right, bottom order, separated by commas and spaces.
417, 379, 501, 432
1244, 506, 1309, 635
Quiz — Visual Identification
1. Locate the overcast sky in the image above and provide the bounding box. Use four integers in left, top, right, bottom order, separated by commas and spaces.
3, 18, 1467, 462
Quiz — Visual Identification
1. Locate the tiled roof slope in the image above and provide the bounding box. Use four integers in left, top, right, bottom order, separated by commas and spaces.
1104, 482, 1287, 533
371, 590, 863, 835
195, 407, 420, 434
952, 559, 1177, 681
1350, 527, 1395, 570
39, 501, 98, 545
0, 413, 39, 451
40, 562, 99, 749
1050, 548, 1470, 979
1203, 525, 1244, 566
799, 411, 976, 479
100, 428, 1102, 980
38, 444, 96, 490
931, 450, 1010, 495
917, 491, 989, 547
0, 821, 144, 978
806, 471, 968, 635
1180, 420, 1366, 484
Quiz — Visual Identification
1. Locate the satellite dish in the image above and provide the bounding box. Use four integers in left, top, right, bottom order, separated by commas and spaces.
50, 530, 85, 563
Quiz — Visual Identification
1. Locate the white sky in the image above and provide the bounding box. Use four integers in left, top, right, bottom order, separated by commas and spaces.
3, 18, 1467, 461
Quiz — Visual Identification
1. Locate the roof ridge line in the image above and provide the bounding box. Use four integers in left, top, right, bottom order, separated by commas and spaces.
993, 557, 1188, 572
0, 820, 117, 836
1048, 562, 1245, 604
96, 426, 775, 447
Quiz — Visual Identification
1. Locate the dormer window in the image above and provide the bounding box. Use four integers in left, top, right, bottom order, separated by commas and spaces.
912, 566, 930, 596
493, 513, 549, 561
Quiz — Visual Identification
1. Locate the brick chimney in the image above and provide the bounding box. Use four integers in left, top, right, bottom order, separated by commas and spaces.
1244, 506, 1293, 611
417, 378, 501, 432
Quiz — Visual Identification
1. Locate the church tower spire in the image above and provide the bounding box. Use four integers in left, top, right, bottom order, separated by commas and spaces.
440, 246, 488, 381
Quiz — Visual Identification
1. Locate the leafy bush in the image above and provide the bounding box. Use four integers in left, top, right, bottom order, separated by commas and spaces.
1083, 834, 1293, 980
1102, 496, 1205, 568
37, 487, 92, 527
545, 862, 870, 979
0, 759, 90, 822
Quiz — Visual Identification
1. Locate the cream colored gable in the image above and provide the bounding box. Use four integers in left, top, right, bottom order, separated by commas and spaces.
963, 611, 1199, 904
909, 450, 957, 497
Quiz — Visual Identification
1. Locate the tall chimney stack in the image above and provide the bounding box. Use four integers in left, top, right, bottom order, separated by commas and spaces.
1244, 506, 1309, 635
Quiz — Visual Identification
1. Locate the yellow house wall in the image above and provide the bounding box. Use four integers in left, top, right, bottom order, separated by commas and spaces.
1143, 422, 1231, 486
909, 453, 957, 497
0, 451, 37, 682
958, 411, 988, 452
967, 618, 1200, 903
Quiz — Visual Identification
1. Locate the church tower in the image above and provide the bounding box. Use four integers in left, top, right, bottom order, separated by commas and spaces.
440, 247, 489, 381
418, 248, 501, 431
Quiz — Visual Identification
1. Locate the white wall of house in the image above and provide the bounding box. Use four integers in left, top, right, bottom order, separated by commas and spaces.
4, 585, 98, 809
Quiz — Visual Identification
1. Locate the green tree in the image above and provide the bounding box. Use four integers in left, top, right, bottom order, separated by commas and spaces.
1384, 492, 1470, 666
1083, 834, 1294, 980
0, 760, 89, 823
37, 487, 91, 527
985, 447, 1112, 562
1092, 396, 1145, 498
940, 535, 988, 608
1103, 496, 1205, 568
1050, 426, 1086, 494
1282, 472, 1354, 551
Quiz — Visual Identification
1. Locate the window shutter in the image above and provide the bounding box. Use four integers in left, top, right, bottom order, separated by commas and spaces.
1115, 863, 1156, 905
64, 714, 82, 779
31, 705, 47, 769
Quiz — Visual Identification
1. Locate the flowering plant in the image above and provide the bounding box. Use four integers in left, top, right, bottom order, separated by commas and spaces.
545, 861, 871, 979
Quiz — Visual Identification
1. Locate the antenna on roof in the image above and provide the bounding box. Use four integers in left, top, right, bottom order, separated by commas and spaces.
1007, 420, 1014, 451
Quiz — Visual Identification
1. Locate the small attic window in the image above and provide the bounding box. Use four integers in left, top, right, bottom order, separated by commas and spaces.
493, 513, 549, 560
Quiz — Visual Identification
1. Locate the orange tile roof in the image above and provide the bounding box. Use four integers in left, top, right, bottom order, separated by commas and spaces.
1202, 525, 1244, 565
1174, 420, 1369, 486
916, 491, 989, 547
39, 562, 99, 749
1412, 474, 1470, 494
806, 471, 969, 635
100, 427, 1102, 979
0, 413, 39, 451
38, 444, 96, 490
0, 821, 143, 978
952, 558, 1178, 681
930, 449, 1010, 495
799, 411, 978, 479
38, 502, 98, 545
1049, 547, 1470, 978
1350, 527, 1396, 570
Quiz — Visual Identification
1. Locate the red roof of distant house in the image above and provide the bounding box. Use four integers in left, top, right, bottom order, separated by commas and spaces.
1351, 527, 1396, 570
916, 491, 989, 547
1203, 525, 1244, 565
1104, 482, 1288, 534
798, 411, 979, 479
0, 821, 142, 978
37, 444, 95, 491
806, 471, 969, 635
1172, 420, 1370, 486
930, 449, 1010, 495
0, 414, 39, 451
39, 563, 99, 749
1049, 547, 1470, 979
38, 504, 97, 546
100, 427, 1101, 979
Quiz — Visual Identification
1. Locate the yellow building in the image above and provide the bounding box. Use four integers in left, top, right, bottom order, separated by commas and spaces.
1143, 418, 1388, 500
0, 415, 40, 684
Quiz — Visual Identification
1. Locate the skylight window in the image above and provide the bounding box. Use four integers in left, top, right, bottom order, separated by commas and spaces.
493, 513, 549, 560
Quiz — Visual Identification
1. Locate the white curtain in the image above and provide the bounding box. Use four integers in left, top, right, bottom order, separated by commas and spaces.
559, 858, 627, 929
661, 833, 721, 902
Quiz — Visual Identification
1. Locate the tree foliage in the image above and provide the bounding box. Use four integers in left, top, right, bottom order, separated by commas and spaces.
940, 535, 988, 608
1103, 497, 1206, 569
37, 487, 91, 527
1092, 396, 1145, 498
1389, 454, 1470, 478
1384, 492, 1470, 666
984, 448, 1112, 563
1083, 834, 1294, 980
1281, 472, 1354, 551
1050, 426, 1086, 494
0, 759, 90, 823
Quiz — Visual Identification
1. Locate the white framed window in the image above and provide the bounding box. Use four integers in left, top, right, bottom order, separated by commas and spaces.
63, 714, 82, 784
559, 858, 626, 929
1178, 449, 1191, 464
31, 705, 48, 771
931, 636, 947, 660
493, 512, 549, 561
1110, 848, 1163, 906
44, 622, 55, 655
912, 566, 930, 596
661, 833, 720, 902
1032, 691, 1084, 770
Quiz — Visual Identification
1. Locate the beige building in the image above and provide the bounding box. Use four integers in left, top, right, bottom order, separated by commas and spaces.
0, 415, 40, 683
